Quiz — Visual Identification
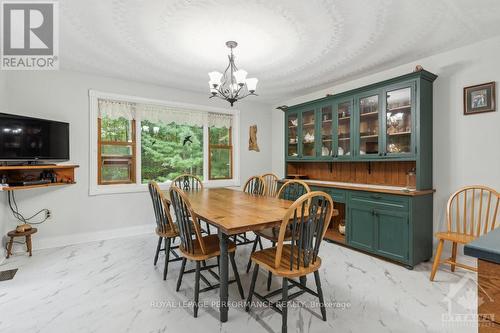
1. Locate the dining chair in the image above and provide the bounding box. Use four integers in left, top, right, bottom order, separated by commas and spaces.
246, 180, 311, 291
169, 186, 245, 318
171, 174, 211, 235
243, 175, 266, 196
430, 185, 499, 281
245, 191, 334, 333
261, 173, 279, 197
172, 173, 203, 192
232, 175, 268, 246
148, 181, 183, 280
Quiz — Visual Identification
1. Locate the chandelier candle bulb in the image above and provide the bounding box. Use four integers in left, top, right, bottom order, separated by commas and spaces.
208, 71, 223, 86
246, 78, 258, 92
234, 69, 248, 85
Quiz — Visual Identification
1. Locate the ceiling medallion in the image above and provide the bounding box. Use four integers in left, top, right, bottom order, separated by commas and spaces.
208, 41, 258, 107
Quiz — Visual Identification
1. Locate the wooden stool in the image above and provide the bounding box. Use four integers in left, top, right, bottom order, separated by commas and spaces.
6, 228, 38, 258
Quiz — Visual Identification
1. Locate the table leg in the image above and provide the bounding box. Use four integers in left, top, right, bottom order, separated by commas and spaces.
218, 229, 229, 322
300, 275, 307, 287
26, 235, 33, 256
6, 237, 14, 258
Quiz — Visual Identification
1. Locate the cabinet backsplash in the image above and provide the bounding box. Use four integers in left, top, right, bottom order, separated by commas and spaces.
286, 161, 416, 188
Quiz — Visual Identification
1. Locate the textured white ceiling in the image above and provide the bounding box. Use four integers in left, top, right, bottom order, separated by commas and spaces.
60, 0, 500, 103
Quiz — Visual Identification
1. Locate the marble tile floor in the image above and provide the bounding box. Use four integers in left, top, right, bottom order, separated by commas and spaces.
0, 234, 479, 333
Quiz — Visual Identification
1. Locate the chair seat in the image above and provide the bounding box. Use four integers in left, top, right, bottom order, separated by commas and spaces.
255, 227, 293, 242
251, 244, 322, 278
156, 225, 179, 238
180, 235, 237, 261
435, 232, 476, 244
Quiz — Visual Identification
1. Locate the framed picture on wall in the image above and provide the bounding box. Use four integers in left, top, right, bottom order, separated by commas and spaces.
463, 82, 496, 115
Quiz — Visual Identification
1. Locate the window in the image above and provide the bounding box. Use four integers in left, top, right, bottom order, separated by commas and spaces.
209, 126, 232, 179
90, 91, 239, 194
98, 117, 136, 184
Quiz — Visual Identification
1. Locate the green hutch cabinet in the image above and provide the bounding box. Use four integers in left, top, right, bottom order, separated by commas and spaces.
282, 70, 437, 269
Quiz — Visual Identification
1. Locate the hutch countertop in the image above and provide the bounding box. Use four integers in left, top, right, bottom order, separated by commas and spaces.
282, 179, 435, 196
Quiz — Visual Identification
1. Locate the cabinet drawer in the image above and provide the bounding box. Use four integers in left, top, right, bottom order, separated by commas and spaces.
309, 186, 346, 203
327, 189, 346, 203
349, 191, 409, 211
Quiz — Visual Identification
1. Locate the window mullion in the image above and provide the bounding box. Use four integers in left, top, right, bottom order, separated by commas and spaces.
203, 122, 209, 183
135, 114, 142, 185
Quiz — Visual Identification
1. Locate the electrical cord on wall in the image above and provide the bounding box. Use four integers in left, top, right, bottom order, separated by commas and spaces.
0, 192, 49, 266
7, 191, 50, 225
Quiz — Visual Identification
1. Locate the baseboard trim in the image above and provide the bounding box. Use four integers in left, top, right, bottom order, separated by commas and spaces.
34, 224, 153, 250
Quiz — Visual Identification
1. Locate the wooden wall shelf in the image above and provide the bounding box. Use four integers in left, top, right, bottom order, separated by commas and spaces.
0, 164, 79, 191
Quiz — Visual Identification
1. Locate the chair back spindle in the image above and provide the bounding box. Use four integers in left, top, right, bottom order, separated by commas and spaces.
446, 185, 499, 237
171, 174, 203, 192
275, 192, 333, 270
169, 186, 206, 255
148, 181, 176, 234
243, 176, 266, 196
277, 180, 311, 201
261, 173, 279, 197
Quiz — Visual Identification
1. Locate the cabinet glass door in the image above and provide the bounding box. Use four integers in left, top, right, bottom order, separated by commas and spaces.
385, 87, 413, 155
319, 105, 333, 158
358, 94, 380, 156
301, 109, 316, 158
336, 101, 352, 158
286, 113, 299, 158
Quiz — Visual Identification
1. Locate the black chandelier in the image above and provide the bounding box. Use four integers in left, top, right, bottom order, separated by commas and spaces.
208, 41, 258, 107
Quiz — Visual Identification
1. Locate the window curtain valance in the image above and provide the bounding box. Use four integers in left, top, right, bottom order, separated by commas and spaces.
98, 98, 232, 128
98, 99, 136, 120
208, 112, 232, 128
136, 104, 207, 127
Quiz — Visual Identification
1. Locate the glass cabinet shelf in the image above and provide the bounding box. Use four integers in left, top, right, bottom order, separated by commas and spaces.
385, 87, 412, 154
320, 105, 333, 157
287, 113, 299, 158
336, 101, 352, 157
358, 94, 379, 156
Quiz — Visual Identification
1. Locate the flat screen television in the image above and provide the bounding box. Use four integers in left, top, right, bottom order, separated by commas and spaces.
0, 113, 69, 163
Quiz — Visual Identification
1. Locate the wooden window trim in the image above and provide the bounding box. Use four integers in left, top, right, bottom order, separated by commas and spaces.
208, 126, 233, 180
98, 118, 137, 185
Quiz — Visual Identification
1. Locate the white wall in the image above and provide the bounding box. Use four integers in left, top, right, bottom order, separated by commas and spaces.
2, 70, 273, 249
272, 35, 500, 253
0, 72, 8, 259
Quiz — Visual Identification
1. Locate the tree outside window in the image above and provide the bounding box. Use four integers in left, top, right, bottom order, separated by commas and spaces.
209, 126, 232, 180
141, 120, 203, 183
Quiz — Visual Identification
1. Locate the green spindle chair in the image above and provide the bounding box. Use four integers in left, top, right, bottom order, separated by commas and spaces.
245, 191, 334, 333
246, 180, 311, 291
169, 186, 245, 318
148, 181, 183, 280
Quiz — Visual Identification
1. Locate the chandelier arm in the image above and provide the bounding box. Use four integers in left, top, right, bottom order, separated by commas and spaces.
233, 84, 245, 100
215, 85, 229, 99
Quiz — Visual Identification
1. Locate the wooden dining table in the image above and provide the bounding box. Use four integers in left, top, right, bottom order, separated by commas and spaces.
182, 187, 296, 322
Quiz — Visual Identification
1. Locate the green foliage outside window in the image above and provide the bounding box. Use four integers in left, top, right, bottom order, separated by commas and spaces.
141, 120, 203, 183
209, 126, 232, 180
100, 116, 233, 184
100, 117, 132, 142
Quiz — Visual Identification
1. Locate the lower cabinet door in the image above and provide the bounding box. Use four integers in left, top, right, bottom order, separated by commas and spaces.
348, 205, 375, 252
375, 209, 409, 262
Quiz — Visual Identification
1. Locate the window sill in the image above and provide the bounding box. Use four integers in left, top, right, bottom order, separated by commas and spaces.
89, 179, 240, 196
